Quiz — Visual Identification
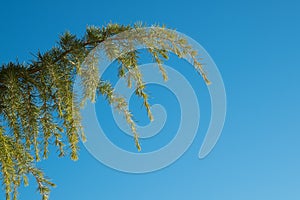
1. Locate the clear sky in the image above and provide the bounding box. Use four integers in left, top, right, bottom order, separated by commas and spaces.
1, 0, 300, 199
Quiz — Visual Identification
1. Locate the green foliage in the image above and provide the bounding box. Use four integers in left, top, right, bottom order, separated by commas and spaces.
0, 23, 209, 199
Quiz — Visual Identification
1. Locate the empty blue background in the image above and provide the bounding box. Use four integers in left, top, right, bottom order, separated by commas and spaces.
0, 0, 300, 199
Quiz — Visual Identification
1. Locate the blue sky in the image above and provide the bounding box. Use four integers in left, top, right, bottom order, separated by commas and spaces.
1, 0, 300, 199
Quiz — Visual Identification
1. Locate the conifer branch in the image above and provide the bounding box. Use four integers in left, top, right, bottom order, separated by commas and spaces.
0, 23, 209, 199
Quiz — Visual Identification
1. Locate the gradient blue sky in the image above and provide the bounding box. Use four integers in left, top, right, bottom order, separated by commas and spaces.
1, 0, 300, 199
